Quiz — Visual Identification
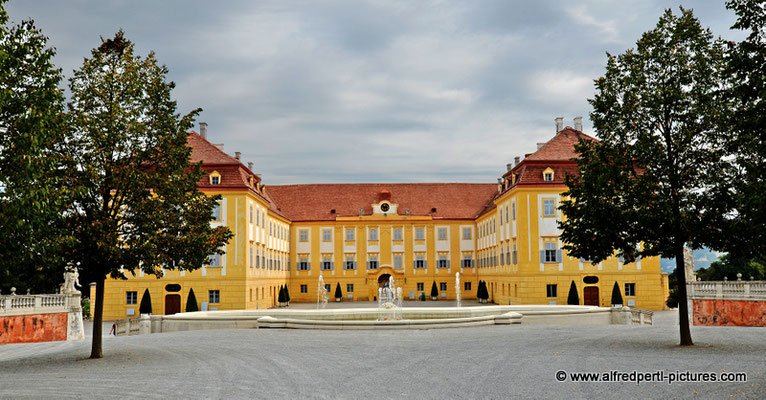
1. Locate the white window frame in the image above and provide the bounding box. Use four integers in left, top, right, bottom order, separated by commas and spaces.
462, 227, 472, 240
415, 227, 425, 241
543, 199, 556, 217
368, 228, 378, 241
345, 228, 354, 241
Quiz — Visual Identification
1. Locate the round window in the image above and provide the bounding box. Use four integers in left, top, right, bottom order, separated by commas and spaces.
583, 276, 599, 284
165, 284, 182, 292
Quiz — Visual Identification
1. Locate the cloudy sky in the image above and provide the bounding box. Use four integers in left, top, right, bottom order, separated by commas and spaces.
6, 0, 743, 184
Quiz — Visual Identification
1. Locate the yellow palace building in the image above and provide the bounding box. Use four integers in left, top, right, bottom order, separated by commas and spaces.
93, 118, 669, 320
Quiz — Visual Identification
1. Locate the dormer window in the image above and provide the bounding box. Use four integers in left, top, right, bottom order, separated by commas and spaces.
209, 171, 221, 185
543, 167, 554, 182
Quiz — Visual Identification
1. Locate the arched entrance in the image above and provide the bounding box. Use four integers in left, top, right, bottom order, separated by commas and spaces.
583, 286, 600, 306
164, 294, 181, 315
378, 273, 392, 288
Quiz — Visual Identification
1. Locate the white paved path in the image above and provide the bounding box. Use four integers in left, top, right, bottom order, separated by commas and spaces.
0, 310, 763, 399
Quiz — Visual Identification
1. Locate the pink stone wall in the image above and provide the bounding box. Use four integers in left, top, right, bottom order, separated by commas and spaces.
0, 312, 68, 344
693, 299, 766, 327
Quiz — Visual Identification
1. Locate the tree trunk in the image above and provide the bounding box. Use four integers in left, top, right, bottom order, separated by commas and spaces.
89, 278, 105, 359
674, 244, 694, 346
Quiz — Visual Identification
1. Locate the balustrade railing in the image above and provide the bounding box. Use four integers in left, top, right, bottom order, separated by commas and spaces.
688, 280, 766, 300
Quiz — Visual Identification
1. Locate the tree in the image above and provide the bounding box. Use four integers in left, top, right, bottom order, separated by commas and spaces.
696, 254, 765, 281
0, 0, 70, 294
278, 285, 285, 304
559, 8, 725, 346
334, 282, 342, 300
430, 281, 438, 300
567, 281, 579, 305
185, 289, 198, 312
65, 32, 232, 359
712, 0, 766, 261
610, 282, 623, 306
284, 284, 290, 303
138, 288, 152, 314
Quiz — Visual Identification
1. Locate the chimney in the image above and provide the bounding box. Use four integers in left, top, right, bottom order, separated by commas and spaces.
199, 122, 208, 139
235, 151, 241, 160
555, 117, 563, 132
514, 156, 520, 166
497, 178, 503, 192
247, 162, 254, 170
536, 142, 546, 150
574, 116, 583, 131
506, 163, 513, 171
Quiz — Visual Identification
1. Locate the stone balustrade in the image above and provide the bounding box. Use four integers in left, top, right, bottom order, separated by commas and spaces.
630, 308, 653, 325
687, 280, 766, 301
0, 293, 71, 316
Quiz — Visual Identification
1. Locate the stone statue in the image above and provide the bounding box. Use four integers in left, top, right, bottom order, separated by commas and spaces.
64, 263, 81, 294
683, 247, 696, 283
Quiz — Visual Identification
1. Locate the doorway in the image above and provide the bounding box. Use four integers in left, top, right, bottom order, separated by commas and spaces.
165, 294, 181, 315
378, 273, 392, 288
583, 286, 600, 306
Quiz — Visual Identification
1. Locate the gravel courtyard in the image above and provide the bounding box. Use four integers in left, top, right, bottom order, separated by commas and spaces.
0, 310, 763, 399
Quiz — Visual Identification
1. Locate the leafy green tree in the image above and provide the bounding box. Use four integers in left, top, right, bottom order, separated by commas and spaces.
0, 0, 70, 294
138, 288, 152, 314
334, 282, 342, 300
559, 8, 725, 346
610, 282, 623, 306
696, 254, 765, 281
714, 0, 766, 260
430, 281, 438, 300
65, 32, 232, 359
185, 288, 198, 312
567, 281, 579, 305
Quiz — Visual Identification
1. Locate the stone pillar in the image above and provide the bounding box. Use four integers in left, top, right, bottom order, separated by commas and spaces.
66, 292, 85, 341
139, 314, 152, 335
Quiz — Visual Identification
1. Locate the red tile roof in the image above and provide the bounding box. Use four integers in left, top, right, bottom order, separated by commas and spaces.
266, 183, 498, 221
524, 127, 596, 161
188, 131, 242, 165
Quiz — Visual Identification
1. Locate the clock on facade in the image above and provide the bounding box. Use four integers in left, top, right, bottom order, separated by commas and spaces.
380, 203, 390, 212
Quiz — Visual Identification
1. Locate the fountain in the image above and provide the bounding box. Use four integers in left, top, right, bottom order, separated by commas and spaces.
377, 275, 402, 320
455, 272, 461, 308
317, 273, 328, 309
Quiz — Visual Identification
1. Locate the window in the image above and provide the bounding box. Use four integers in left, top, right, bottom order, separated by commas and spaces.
298, 257, 309, 271
126, 291, 137, 305
300, 285, 307, 294
417, 282, 424, 291
438, 228, 447, 240
299, 230, 308, 242
368, 228, 378, 241
440, 282, 447, 291
249, 246, 253, 268
322, 229, 332, 242
512, 243, 518, 265
462, 255, 473, 268
414, 255, 426, 269
212, 201, 222, 221
544, 172, 553, 181
500, 251, 504, 265
347, 284, 354, 293
211, 175, 220, 185
394, 254, 403, 269
499, 209, 503, 225
464, 282, 472, 291
367, 255, 378, 269
345, 256, 356, 270
506, 206, 510, 222
209, 290, 220, 304
438, 255, 449, 269
346, 228, 354, 241
512, 203, 516, 220
249, 205, 253, 223
393, 228, 402, 241
543, 199, 556, 217
415, 227, 425, 240
544, 242, 558, 263
546, 284, 557, 298
462, 227, 472, 240
324, 284, 331, 293
625, 283, 636, 297
322, 256, 333, 270
207, 253, 221, 268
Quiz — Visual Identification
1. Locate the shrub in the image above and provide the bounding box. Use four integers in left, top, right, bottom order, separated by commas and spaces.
278, 285, 285, 303
611, 282, 623, 306
139, 288, 152, 314
81, 297, 91, 320
567, 281, 579, 305
431, 281, 438, 299
419, 292, 426, 301
334, 282, 342, 300
284, 285, 290, 302
185, 289, 199, 312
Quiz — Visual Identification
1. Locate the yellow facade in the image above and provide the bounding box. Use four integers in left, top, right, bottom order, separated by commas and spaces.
94, 127, 669, 321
